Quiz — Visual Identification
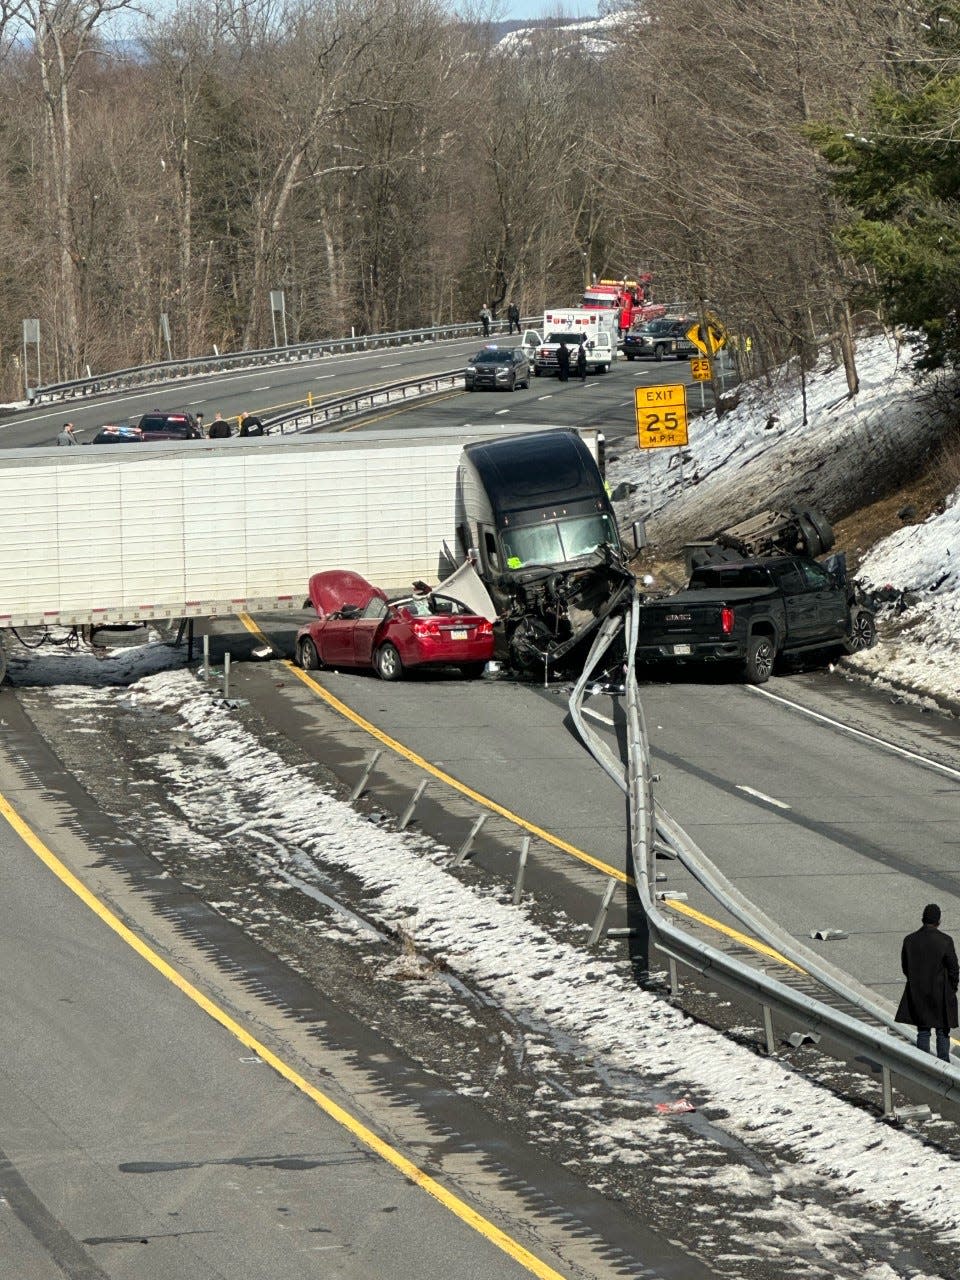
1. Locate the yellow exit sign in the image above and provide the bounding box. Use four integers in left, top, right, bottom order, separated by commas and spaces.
634, 384, 689, 449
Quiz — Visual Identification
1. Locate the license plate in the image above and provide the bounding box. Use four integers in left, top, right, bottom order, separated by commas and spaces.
672, 643, 692, 655
450, 629, 469, 641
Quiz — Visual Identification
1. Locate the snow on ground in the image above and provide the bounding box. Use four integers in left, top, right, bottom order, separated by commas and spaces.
23, 657, 960, 1274
608, 332, 960, 709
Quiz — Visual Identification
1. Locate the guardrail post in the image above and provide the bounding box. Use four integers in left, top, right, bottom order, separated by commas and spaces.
668, 955, 680, 997
202, 634, 210, 681
881, 1065, 894, 1117
349, 749, 382, 802
450, 812, 488, 867
398, 779, 427, 831
223, 651, 231, 699
761, 1004, 776, 1055
588, 878, 617, 947
513, 836, 531, 905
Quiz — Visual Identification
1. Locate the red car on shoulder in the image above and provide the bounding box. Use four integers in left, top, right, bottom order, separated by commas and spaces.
295, 570, 495, 681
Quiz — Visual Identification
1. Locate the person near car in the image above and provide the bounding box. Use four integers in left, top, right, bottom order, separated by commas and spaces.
239, 412, 265, 437
556, 341, 570, 382
479, 304, 492, 337
208, 411, 232, 439
57, 421, 77, 446
507, 303, 520, 334
576, 343, 587, 381
195, 412, 205, 437
895, 903, 959, 1062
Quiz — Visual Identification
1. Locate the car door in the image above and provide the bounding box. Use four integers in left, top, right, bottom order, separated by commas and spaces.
352, 597, 390, 665
317, 614, 358, 666
797, 559, 849, 639
769, 561, 818, 643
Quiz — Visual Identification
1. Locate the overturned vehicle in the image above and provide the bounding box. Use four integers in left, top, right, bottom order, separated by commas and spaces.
456, 431, 636, 677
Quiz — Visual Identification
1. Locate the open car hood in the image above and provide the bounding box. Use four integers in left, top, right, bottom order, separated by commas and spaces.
307, 570, 388, 620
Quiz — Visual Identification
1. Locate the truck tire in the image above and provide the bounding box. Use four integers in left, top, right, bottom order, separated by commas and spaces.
297, 638, 321, 671
534, 367, 542, 377
797, 507, 834, 556
844, 608, 877, 653
375, 642, 404, 681
654, 346, 664, 362
626, 354, 635, 361
459, 662, 486, 679
743, 633, 775, 684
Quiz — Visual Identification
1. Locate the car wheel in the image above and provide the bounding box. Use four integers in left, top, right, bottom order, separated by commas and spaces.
654, 346, 664, 361
844, 608, 877, 653
297, 638, 321, 671
626, 354, 635, 361
375, 642, 403, 681
743, 634, 775, 684
459, 662, 486, 679
534, 367, 542, 377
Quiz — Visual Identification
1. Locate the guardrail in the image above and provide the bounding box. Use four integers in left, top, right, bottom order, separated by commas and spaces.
569, 595, 960, 1117
262, 368, 465, 435
26, 318, 529, 406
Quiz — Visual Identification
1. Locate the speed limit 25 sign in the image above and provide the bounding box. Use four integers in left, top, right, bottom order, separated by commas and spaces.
634, 384, 689, 449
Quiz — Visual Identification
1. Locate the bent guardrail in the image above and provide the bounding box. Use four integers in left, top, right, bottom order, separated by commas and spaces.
569, 591, 960, 1116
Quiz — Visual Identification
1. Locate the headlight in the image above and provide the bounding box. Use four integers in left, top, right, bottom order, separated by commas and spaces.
466, 365, 476, 373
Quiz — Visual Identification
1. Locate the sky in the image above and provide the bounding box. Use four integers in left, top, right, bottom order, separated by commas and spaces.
5, 331, 960, 1278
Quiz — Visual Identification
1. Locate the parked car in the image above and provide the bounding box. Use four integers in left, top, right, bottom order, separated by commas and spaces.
90, 424, 145, 444
623, 317, 698, 362
295, 569, 495, 681
136, 409, 203, 440
464, 346, 530, 391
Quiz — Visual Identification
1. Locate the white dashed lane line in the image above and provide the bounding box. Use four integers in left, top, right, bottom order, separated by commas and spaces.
736, 784, 791, 810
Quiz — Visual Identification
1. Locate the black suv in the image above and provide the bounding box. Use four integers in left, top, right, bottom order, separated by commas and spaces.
623, 317, 698, 361
136, 409, 203, 440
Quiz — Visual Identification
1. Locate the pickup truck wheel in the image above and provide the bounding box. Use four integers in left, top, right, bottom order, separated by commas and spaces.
625, 353, 635, 361
654, 346, 664, 362
743, 634, 775, 684
297, 638, 321, 671
844, 608, 877, 653
375, 642, 404, 681
534, 367, 542, 377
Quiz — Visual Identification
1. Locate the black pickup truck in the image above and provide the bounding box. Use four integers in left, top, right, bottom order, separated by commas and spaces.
636, 554, 876, 683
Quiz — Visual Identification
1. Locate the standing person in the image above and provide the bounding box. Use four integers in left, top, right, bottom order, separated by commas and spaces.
195, 412, 205, 437
576, 343, 587, 382
507, 303, 520, 334
556, 341, 570, 382
239, 412, 265, 437
479, 304, 492, 337
57, 421, 78, 446
208, 411, 231, 439
896, 903, 959, 1061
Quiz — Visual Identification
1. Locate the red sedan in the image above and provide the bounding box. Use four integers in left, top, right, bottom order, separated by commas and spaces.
295, 570, 495, 681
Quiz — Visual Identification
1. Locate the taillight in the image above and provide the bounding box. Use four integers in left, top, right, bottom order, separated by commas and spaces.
476, 620, 494, 637
721, 606, 735, 635
413, 621, 441, 638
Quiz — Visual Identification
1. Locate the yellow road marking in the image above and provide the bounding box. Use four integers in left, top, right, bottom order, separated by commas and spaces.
237, 613, 801, 973
0, 790, 570, 1280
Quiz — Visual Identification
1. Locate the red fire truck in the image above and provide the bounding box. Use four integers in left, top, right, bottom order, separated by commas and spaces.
580, 274, 665, 335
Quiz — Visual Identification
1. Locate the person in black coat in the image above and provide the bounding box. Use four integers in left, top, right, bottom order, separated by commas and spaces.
556, 341, 570, 382
895, 903, 959, 1061
507, 303, 520, 334
576, 343, 587, 381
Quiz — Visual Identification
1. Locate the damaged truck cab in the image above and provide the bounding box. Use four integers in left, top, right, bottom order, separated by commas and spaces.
456, 430, 635, 675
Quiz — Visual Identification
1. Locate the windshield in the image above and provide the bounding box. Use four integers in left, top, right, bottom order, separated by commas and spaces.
545, 332, 585, 345
474, 349, 514, 363
501, 514, 616, 568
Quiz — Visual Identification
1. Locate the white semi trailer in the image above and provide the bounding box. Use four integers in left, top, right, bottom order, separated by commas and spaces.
0, 425, 628, 681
